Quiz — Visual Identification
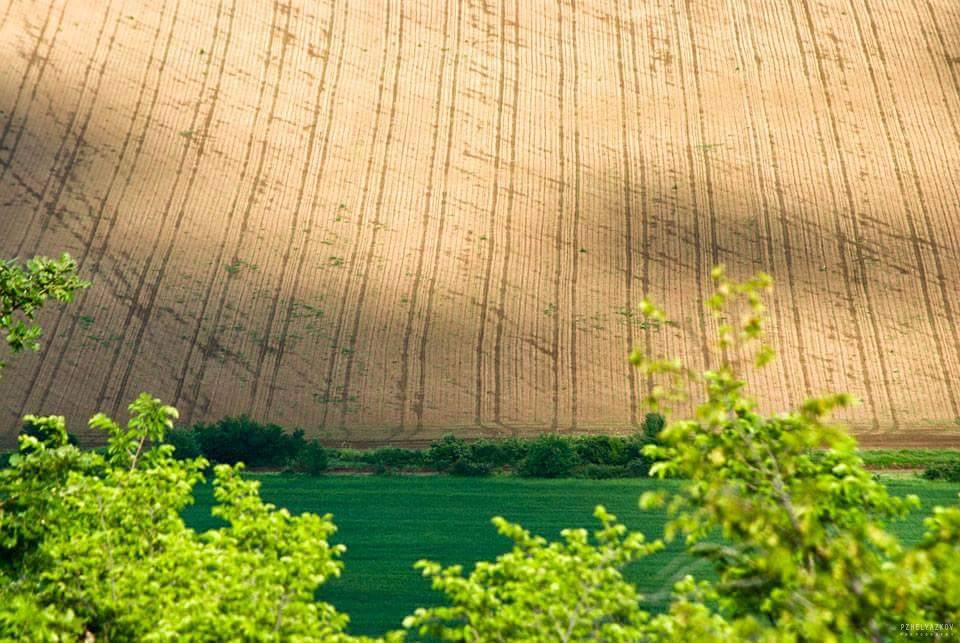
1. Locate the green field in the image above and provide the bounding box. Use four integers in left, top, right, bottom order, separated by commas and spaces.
182, 475, 960, 637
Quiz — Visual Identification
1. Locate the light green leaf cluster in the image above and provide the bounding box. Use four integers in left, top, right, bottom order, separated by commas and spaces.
0, 394, 374, 642
404, 506, 663, 641
0, 254, 89, 370
635, 270, 960, 641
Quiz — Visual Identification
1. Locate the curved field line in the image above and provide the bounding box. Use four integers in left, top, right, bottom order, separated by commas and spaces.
784, 0, 882, 429
671, 0, 712, 371
613, 0, 639, 428
335, 2, 407, 431
16, 1, 118, 256
316, 0, 396, 430
246, 0, 341, 415
24, 0, 181, 415
725, 0, 812, 397
473, 0, 508, 429
102, 0, 232, 417
413, 0, 465, 434
847, 0, 960, 419
492, 0, 521, 429
0, 0, 70, 219
180, 0, 285, 421
396, 0, 452, 433
263, 0, 348, 417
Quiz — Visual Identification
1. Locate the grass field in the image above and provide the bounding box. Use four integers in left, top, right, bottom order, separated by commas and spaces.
181, 474, 960, 636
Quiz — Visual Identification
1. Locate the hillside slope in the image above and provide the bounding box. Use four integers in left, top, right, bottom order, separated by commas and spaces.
2, 0, 959, 445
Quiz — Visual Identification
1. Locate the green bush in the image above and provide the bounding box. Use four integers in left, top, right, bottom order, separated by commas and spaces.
164, 427, 201, 460
922, 461, 960, 482
0, 395, 351, 640
468, 438, 526, 468
624, 456, 652, 477
642, 412, 665, 441
361, 447, 426, 471
427, 434, 469, 473
189, 416, 306, 468
519, 434, 580, 478
450, 457, 493, 477
20, 418, 79, 447
574, 435, 628, 465
287, 441, 329, 475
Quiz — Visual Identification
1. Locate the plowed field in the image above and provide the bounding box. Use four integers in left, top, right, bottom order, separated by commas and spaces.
2, 0, 959, 446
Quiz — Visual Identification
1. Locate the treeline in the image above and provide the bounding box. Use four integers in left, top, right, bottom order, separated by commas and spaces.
9, 412, 959, 481
163, 413, 667, 478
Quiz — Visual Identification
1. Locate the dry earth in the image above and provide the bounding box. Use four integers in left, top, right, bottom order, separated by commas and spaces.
1, 0, 960, 446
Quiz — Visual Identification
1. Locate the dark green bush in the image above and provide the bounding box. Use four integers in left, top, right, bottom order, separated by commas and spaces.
574, 435, 628, 465
428, 434, 469, 473
149, 417, 663, 477
189, 416, 306, 468
451, 457, 493, 477
164, 427, 202, 460
625, 456, 652, 477
363, 447, 426, 470
468, 439, 525, 468
287, 441, 329, 475
325, 447, 361, 465
519, 434, 580, 478
642, 412, 665, 442
922, 462, 960, 482
426, 435, 493, 476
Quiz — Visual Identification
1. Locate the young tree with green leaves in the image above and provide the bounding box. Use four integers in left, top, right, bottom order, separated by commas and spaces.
0, 395, 383, 641
0, 253, 89, 371
404, 267, 960, 641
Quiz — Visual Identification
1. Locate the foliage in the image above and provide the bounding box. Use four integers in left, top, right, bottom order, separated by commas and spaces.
0, 253, 88, 371
425, 435, 490, 476
163, 426, 201, 460
406, 266, 960, 641
923, 462, 960, 482
141, 422, 666, 478
642, 411, 665, 442
518, 434, 580, 478
287, 440, 330, 475
0, 394, 371, 641
404, 506, 662, 641
20, 417, 78, 447
427, 434, 470, 473
574, 435, 628, 465
186, 415, 307, 468
362, 447, 428, 473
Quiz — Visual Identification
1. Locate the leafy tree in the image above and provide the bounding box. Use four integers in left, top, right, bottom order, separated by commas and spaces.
404, 507, 662, 641
0, 394, 382, 641
518, 434, 579, 478
0, 254, 89, 371
403, 267, 960, 641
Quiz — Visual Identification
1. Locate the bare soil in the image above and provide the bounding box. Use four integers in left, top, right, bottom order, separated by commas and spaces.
2, 0, 959, 447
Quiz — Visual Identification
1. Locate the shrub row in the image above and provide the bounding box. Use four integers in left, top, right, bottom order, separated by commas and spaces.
922, 461, 960, 482
158, 412, 667, 478
165, 416, 328, 474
